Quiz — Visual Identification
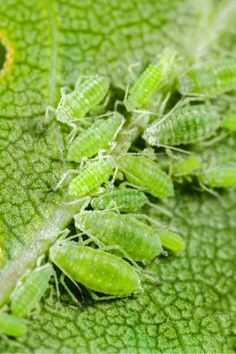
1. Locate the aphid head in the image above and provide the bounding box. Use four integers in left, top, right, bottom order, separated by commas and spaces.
177, 75, 195, 95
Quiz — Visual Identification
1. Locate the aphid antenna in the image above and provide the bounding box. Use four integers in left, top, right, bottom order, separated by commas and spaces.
128, 213, 162, 228
45, 105, 56, 124
157, 144, 193, 155
60, 86, 69, 97
146, 202, 173, 218
199, 132, 228, 147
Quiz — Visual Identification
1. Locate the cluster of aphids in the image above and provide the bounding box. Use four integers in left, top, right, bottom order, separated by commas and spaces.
1, 50, 236, 338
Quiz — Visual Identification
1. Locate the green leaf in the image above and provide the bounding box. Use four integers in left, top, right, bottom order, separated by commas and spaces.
0, 0, 235, 352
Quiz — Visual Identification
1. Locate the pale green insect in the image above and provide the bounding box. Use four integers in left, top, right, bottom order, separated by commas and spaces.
74, 210, 163, 263
0, 312, 27, 337
116, 154, 174, 199
199, 165, 236, 188
178, 60, 236, 96
172, 155, 202, 177
91, 188, 148, 213
158, 228, 185, 253
221, 112, 236, 132
11, 264, 53, 317
125, 49, 177, 111
67, 112, 124, 162
50, 243, 142, 296
144, 104, 220, 146
69, 157, 115, 197
56, 75, 110, 125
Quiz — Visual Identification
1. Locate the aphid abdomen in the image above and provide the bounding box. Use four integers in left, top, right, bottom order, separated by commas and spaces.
172, 155, 202, 177
50, 244, 141, 296
91, 188, 148, 213
67, 113, 124, 162
117, 154, 174, 199
69, 157, 115, 197
11, 264, 53, 317
144, 105, 221, 146
0, 313, 27, 337
199, 166, 236, 188
158, 228, 185, 253
75, 211, 163, 262
178, 60, 236, 96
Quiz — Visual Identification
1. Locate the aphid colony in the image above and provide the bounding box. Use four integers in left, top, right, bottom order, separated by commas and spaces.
1, 52, 236, 338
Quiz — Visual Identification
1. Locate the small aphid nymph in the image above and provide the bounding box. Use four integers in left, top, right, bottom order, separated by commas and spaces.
0, 312, 27, 337
172, 155, 202, 177
144, 104, 221, 146
158, 228, 185, 253
50, 243, 142, 296
69, 157, 115, 197
56, 75, 110, 125
199, 165, 236, 188
74, 210, 163, 262
116, 154, 174, 199
11, 263, 53, 317
67, 112, 124, 162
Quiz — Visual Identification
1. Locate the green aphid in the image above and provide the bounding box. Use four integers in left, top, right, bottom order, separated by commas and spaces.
56, 75, 110, 125
74, 210, 163, 263
158, 228, 185, 253
91, 188, 148, 213
172, 155, 202, 177
144, 104, 220, 146
125, 49, 177, 111
116, 154, 174, 199
0, 312, 27, 337
67, 112, 124, 162
11, 264, 53, 317
221, 112, 236, 133
69, 157, 115, 197
199, 165, 236, 188
50, 243, 142, 297
178, 60, 236, 96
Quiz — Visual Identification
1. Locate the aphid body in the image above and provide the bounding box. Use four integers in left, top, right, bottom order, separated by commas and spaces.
178, 60, 236, 96
56, 75, 110, 125
11, 264, 53, 317
199, 165, 236, 188
74, 210, 163, 262
221, 112, 236, 133
116, 154, 174, 199
144, 104, 221, 146
91, 187, 148, 213
172, 155, 202, 177
0, 312, 26, 337
67, 113, 124, 162
158, 228, 185, 253
125, 49, 177, 111
69, 157, 115, 197
50, 243, 141, 296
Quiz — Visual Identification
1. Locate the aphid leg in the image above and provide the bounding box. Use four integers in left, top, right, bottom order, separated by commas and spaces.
87, 289, 128, 301
146, 202, 173, 218
127, 61, 141, 80
45, 106, 55, 124
59, 274, 80, 305
99, 244, 143, 274
106, 166, 119, 189
141, 272, 161, 285
67, 123, 80, 146
52, 171, 70, 191
199, 183, 221, 199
